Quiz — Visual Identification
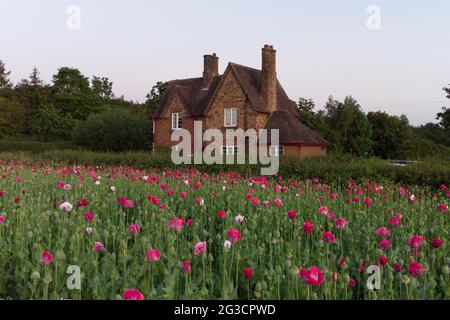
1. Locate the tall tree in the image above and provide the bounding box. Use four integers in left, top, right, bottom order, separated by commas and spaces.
367, 111, 412, 158
14, 67, 53, 135
437, 85, 450, 132
52, 67, 101, 120
91, 76, 114, 99
0, 59, 12, 89
325, 96, 373, 156
145, 81, 168, 118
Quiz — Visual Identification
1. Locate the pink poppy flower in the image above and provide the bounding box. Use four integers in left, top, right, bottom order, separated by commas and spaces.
375, 227, 391, 238
378, 255, 388, 266
348, 278, 358, 288
288, 210, 297, 220
123, 289, 144, 300
394, 263, 404, 273
0, 215, 5, 223
146, 249, 161, 262
227, 229, 241, 243
358, 259, 367, 273
83, 212, 95, 223
330, 192, 338, 200
93, 242, 105, 252
40, 250, 53, 265
335, 218, 347, 229
274, 198, 282, 207
364, 197, 373, 208
303, 220, 314, 234
432, 237, 443, 249
182, 260, 191, 273
168, 217, 184, 232
379, 239, 391, 250
389, 217, 401, 228
181, 191, 188, 199
318, 206, 329, 215
437, 203, 449, 213
128, 224, 141, 236
299, 266, 324, 287
194, 242, 207, 255
408, 235, 425, 250
218, 210, 226, 219
409, 261, 424, 278
322, 231, 336, 243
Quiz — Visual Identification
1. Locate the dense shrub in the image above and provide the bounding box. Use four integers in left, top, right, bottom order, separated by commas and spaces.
72, 109, 152, 152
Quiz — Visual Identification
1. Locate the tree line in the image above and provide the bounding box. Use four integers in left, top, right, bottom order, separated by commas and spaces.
0, 59, 449, 158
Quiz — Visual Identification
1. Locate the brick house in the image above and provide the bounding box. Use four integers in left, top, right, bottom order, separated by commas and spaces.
151, 45, 329, 158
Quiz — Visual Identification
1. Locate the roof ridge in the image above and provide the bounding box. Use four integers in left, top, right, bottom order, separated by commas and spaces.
229, 62, 261, 72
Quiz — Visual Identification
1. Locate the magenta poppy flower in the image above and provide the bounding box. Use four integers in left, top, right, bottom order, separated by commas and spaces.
322, 231, 336, 243
182, 260, 191, 273
40, 250, 53, 265
146, 249, 161, 262
432, 238, 443, 249
379, 239, 391, 250
408, 235, 425, 250
437, 203, 449, 213
409, 261, 424, 278
375, 227, 391, 238
0, 215, 5, 224
218, 210, 226, 219
303, 220, 314, 234
288, 210, 297, 220
243, 267, 253, 280
378, 255, 388, 266
227, 229, 241, 243
123, 289, 144, 300
274, 198, 282, 207
299, 266, 324, 287
84, 212, 95, 223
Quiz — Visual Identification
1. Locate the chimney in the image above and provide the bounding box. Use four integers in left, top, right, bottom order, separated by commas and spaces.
202, 53, 219, 88
261, 45, 277, 113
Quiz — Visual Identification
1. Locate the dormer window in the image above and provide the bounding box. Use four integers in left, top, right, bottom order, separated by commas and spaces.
224, 108, 237, 127
172, 113, 182, 130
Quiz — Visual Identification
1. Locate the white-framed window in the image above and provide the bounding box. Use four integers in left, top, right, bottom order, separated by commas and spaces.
270, 145, 284, 157
224, 108, 237, 127
222, 146, 240, 155
171, 113, 182, 130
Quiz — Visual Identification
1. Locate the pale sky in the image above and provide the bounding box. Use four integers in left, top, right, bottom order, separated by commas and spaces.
1, 0, 449, 125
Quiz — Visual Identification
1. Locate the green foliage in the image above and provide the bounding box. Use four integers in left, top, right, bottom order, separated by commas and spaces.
31, 105, 73, 140
415, 123, 450, 147
0, 59, 12, 89
367, 111, 412, 158
91, 76, 114, 100
72, 109, 152, 152
0, 97, 26, 138
145, 81, 168, 118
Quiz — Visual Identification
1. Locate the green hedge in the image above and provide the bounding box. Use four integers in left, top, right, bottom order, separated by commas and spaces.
0, 150, 448, 187
0, 140, 79, 154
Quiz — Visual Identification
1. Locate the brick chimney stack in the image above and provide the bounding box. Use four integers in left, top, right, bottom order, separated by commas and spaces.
202, 53, 219, 88
261, 45, 277, 113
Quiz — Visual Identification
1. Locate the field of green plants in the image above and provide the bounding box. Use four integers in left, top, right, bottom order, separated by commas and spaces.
0, 160, 449, 300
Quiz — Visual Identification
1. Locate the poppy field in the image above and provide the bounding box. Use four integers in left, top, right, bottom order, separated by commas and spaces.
0, 161, 449, 300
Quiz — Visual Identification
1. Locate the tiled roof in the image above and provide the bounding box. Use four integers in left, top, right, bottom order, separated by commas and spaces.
265, 111, 330, 146
152, 62, 298, 118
